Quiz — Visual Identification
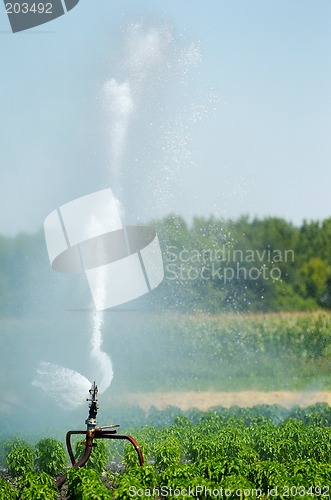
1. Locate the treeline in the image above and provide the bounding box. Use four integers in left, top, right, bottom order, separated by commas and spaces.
150, 215, 331, 313
1, 215, 331, 315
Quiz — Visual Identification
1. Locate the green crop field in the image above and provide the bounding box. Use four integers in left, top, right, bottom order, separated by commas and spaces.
2, 310, 331, 434
1, 403, 331, 499
1, 311, 331, 498
105, 310, 331, 394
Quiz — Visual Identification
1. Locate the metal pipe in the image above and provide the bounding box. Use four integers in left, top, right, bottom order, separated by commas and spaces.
66, 430, 86, 466
56, 430, 95, 488
74, 430, 95, 468
94, 431, 144, 466
56, 381, 144, 490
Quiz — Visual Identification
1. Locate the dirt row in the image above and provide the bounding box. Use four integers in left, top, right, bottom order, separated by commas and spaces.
122, 391, 331, 411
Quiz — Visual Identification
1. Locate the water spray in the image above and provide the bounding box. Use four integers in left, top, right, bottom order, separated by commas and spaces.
33, 187, 164, 408
34, 21, 202, 485
56, 380, 144, 489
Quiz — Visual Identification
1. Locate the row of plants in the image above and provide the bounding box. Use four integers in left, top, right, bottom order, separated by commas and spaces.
0, 438, 62, 498
0, 472, 58, 500
104, 310, 331, 394
2, 310, 331, 433
153, 310, 331, 360
95, 410, 331, 499
1, 437, 67, 477
1, 404, 331, 498
0, 436, 112, 499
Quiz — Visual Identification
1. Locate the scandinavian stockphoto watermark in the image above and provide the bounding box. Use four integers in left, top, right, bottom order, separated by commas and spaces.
44, 188, 164, 311
3, 0, 80, 33
164, 245, 295, 284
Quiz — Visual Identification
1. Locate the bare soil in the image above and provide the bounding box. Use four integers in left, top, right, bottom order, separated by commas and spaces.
124, 390, 331, 411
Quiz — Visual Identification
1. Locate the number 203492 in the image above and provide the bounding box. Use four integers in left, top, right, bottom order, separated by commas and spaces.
5, 3, 53, 14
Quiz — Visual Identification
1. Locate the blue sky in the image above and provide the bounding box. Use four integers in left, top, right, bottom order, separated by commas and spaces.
0, 0, 330, 235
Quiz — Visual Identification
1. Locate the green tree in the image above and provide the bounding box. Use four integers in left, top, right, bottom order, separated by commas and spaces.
298, 257, 330, 304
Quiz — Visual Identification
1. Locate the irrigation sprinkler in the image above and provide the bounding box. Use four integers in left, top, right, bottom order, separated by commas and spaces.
56, 381, 144, 489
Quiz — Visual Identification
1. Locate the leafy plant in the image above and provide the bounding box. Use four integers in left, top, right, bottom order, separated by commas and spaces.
66, 467, 112, 499
17, 471, 57, 500
6, 443, 34, 477
114, 465, 158, 500
0, 438, 9, 468
4, 438, 31, 455
34, 437, 67, 476
123, 440, 148, 469
75, 439, 108, 473
0, 477, 17, 499
154, 435, 181, 471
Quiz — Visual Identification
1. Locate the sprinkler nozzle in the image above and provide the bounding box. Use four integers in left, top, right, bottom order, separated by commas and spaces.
85, 381, 98, 430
